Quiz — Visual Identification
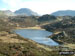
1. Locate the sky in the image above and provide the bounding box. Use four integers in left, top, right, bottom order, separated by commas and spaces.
0, 0, 75, 15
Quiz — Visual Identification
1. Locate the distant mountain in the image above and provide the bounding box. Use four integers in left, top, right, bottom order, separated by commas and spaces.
0, 10, 15, 16
4, 10, 15, 16
15, 8, 38, 16
51, 10, 75, 16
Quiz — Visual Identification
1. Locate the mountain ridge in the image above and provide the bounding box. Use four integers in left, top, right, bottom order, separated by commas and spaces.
51, 10, 75, 16
0, 8, 39, 16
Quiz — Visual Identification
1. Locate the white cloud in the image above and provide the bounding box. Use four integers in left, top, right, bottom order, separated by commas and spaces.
2, 0, 75, 15
1, 8, 7, 10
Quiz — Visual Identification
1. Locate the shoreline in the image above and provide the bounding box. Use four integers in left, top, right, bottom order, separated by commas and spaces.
15, 26, 45, 30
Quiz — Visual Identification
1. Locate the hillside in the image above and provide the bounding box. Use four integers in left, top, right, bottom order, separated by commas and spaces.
42, 16, 75, 44
38, 14, 57, 24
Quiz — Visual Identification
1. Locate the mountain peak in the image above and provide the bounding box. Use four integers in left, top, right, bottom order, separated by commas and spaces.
15, 8, 38, 16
